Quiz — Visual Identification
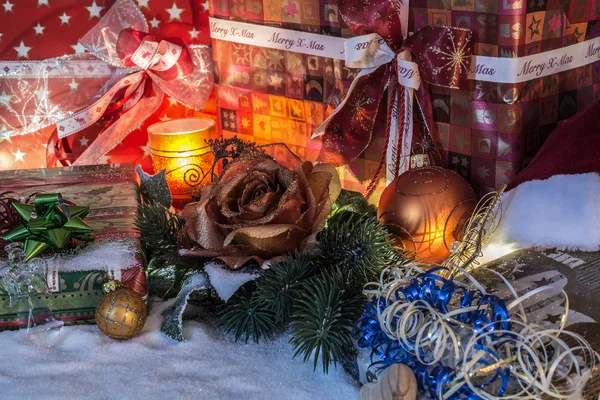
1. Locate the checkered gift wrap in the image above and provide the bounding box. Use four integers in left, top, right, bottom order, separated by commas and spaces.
409, 0, 600, 193
209, 0, 391, 199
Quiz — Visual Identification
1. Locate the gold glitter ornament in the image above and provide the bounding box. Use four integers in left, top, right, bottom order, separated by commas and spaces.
95, 280, 147, 340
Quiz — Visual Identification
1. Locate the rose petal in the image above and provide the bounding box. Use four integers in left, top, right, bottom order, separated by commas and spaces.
223, 224, 307, 255
179, 184, 227, 250
308, 163, 341, 234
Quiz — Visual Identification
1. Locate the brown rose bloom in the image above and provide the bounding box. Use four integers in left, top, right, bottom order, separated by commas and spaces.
178, 152, 341, 269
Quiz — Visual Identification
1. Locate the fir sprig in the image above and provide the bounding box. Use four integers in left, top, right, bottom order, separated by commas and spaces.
317, 210, 396, 283
218, 281, 277, 343
254, 252, 316, 324
289, 269, 365, 373
135, 200, 185, 257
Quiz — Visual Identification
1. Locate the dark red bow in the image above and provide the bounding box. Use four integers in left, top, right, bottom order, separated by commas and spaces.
317, 0, 473, 195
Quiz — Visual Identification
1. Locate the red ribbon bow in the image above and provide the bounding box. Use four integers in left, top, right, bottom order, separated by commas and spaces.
316, 0, 473, 195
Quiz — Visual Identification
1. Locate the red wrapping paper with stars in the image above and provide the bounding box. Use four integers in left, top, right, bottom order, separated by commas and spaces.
0, 0, 215, 171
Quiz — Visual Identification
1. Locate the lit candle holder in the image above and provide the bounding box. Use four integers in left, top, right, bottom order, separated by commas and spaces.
147, 118, 217, 203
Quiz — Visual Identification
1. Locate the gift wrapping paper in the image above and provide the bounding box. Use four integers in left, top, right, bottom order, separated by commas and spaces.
210, 0, 600, 196
0, 0, 214, 172
409, 0, 600, 193
209, 0, 389, 199
0, 163, 144, 329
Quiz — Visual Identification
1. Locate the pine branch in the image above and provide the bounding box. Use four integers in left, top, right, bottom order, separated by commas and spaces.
218, 281, 277, 343
254, 252, 316, 324
289, 269, 365, 374
317, 210, 397, 284
135, 200, 185, 257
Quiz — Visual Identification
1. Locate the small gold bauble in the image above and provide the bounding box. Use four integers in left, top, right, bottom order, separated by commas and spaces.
95, 285, 148, 340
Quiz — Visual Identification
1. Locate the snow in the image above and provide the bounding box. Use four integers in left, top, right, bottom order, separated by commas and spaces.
45, 239, 139, 273
205, 262, 260, 301
0, 299, 359, 399
484, 173, 600, 255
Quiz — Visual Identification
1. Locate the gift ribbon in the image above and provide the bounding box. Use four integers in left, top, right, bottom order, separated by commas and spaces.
311, 0, 473, 195
2, 194, 93, 261
0, 0, 213, 164
208, 13, 600, 194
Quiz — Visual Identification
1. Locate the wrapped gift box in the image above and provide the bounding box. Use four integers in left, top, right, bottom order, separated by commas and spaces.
0, 0, 215, 172
409, 1, 600, 193
0, 164, 145, 329
209, 0, 600, 198
208, 0, 389, 199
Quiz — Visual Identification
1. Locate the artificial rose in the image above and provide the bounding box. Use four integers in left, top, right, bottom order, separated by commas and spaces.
178, 152, 341, 269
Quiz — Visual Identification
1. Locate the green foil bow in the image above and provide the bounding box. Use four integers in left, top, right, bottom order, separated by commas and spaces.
2, 193, 94, 261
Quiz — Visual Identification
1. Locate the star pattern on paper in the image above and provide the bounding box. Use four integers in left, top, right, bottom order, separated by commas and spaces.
0, 91, 12, 106
139, 141, 151, 158
34, 88, 51, 101
233, 44, 249, 64
269, 74, 283, 89
241, 117, 250, 129
85, 1, 103, 19
59, 12, 71, 25
547, 13, 561, 34
149, 16, 161, 29
0, 131, 11, 144
189, 27, 200, 40
165, 2, 184, 22
572, 27, 584, 43
12, 148, 25, 162
13, 40, 32, 59
37, 0, 49, 6
528, 15, 541, 39
284, 0, 298, 17
533, 276, 554, 286
68, 79, 79, 91
201, 0, 209, 12
267, 50, 284, 68
137, 0, 150, 9
2, 1, 13, 13
544, 313, 562, 324
454, 131, 468, 151
167, 96, 178, 107
71, 42, 86, 54
79, 136, 90, 147
33, 22, 45, 35
159, 113, 171, 121
476, 165, 490, 179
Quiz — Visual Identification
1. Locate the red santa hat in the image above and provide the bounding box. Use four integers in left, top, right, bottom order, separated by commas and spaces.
491, 97, 600, 252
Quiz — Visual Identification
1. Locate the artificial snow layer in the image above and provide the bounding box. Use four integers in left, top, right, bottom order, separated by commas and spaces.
0, 299, 359, 400
45, 239, 139, 273
205, 262, 260, 301
487, 172, 600, 252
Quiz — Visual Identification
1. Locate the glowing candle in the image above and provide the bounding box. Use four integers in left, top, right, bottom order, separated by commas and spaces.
147, 118, 217, 203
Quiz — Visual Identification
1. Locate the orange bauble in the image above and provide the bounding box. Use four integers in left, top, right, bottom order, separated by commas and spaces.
378, 167, 477, 261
